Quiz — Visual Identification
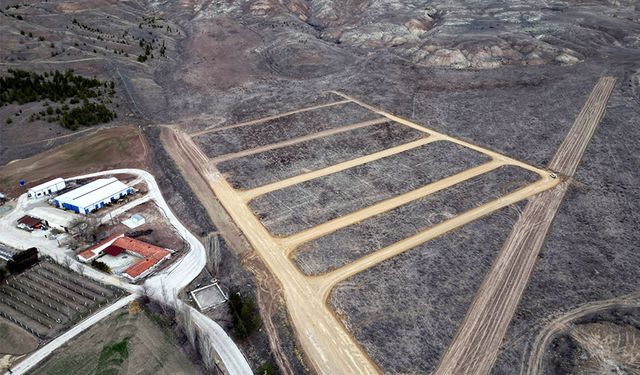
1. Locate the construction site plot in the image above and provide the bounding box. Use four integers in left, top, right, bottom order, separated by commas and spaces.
177, 91, 560, 374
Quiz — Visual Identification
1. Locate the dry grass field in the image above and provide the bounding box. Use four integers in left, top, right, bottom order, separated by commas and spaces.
0, 320, 38, 355
30, 305, 203, 375
0, 125, 147, 197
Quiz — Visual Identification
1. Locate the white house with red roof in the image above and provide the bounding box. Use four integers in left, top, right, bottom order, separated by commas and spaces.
78, 234, 172, 282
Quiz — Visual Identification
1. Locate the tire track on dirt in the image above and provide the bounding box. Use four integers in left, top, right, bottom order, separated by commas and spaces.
433, 76, 616, 375
525, 292, 640, 375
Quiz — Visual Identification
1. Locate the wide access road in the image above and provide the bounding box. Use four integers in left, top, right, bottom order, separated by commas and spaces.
434, 76, 617, 375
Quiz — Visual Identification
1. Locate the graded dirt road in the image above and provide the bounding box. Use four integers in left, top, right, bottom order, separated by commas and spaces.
433, 76, 617, 375
191, 99, 351, 137
240, 136, 435, 200
209, 118, 388, 163
169, 93, 560, 375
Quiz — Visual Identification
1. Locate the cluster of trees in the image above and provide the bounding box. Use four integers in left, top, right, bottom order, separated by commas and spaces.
1, 69, 117, 130
71, 18, 102, 34
228, 291, 261, 339
61, 102, 115, 130
0, 69, 112, 105
137, 39, 156, 62
0, 248, 39, 282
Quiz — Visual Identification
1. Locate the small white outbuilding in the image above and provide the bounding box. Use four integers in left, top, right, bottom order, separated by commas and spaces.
28, 178, 66, 199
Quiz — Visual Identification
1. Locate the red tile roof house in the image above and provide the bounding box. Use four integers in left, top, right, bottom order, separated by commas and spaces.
77, 234, 173, 282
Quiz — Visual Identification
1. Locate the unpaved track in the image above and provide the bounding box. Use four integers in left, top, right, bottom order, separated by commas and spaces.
209, 118, 387, 163
526, 292, 640, 375
280, 161, 552, 250
240, 136, 435, 200
191, 99, 351, 136
433, 76, 616, 375
170, 91, 561, 375
173, 131, 381, 375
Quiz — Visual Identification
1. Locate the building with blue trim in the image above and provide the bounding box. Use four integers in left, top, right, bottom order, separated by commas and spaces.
54, 177, 132, 214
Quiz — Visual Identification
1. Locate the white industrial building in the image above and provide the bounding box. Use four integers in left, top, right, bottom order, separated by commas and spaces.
28, 178, 66, 199
54, 177, 132, 214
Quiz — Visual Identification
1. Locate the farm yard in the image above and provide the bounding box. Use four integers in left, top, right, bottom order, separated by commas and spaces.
0, 260, 124, 339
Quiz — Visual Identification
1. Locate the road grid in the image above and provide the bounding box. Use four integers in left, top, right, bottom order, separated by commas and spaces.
171, 91, 562, 375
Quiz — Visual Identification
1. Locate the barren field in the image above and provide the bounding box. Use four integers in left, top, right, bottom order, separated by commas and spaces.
330, 206, 520, 374
493, 86, 640, 375
0, 126, 147, 198
294, 166, 538, 275
217, 121, 426, 190
250, 141, 490, 236
193, 100, 380, 158
0, 320, 38, 355
30, 305, 204, 375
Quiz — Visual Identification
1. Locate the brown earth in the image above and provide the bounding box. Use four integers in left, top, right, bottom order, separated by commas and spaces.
0, 320, 39, 356
30, 305, 204, 375
0, 125, 148, 198
101, 201, 185, 251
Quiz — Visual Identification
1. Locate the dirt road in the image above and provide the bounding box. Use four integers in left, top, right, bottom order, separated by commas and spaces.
240, 136, 435, 200
191, 99, 351, 137
526, 292, 640, 375
169, 89, 560, 374
433, 76, 617, 375
209, 118, 388, 164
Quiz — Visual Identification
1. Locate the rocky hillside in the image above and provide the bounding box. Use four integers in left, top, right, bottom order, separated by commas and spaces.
196, 0, 640, 70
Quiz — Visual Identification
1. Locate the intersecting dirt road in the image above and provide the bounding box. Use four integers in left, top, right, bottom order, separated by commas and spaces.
166, 90, 565, 374
434, 76, 617, 375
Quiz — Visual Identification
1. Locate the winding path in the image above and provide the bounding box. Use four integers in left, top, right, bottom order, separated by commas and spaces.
525, 292, 640, 375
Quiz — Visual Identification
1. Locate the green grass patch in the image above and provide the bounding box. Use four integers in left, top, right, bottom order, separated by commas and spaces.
95, 337, 130, 375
